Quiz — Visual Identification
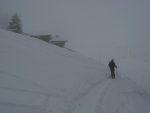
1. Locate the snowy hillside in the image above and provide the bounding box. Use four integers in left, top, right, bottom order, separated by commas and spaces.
0, 29, 106, 113
0, 29, 150, 113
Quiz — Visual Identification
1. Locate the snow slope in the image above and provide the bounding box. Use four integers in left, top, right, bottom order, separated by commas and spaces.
0, 29, 106, 113
0, 29, 150, 113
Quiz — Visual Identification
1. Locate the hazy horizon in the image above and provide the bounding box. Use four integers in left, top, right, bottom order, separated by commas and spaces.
0, 0, 150, 62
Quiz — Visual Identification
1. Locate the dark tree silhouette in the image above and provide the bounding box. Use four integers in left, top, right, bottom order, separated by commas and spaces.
8, 13, 22, 34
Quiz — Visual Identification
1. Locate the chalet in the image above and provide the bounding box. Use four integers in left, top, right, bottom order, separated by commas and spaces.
49, 36, 67, 47
33, 34, 52, 42
28, 34, 67, 47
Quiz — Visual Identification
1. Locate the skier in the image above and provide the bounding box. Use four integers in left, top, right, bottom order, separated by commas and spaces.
108, 59, 117, 79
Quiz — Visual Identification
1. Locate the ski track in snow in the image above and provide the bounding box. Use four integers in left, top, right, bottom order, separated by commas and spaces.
71, 77, 150, 113
65, 78, 110, 113
71, 79, 111, 113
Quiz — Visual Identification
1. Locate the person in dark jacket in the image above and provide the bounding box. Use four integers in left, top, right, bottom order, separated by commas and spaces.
108, 59, 117, 79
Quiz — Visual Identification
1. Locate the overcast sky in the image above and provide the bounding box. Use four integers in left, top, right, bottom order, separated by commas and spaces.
0, 0, 150, 62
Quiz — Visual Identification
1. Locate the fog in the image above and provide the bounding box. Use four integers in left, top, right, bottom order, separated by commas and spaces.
0, 0, 150, 62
